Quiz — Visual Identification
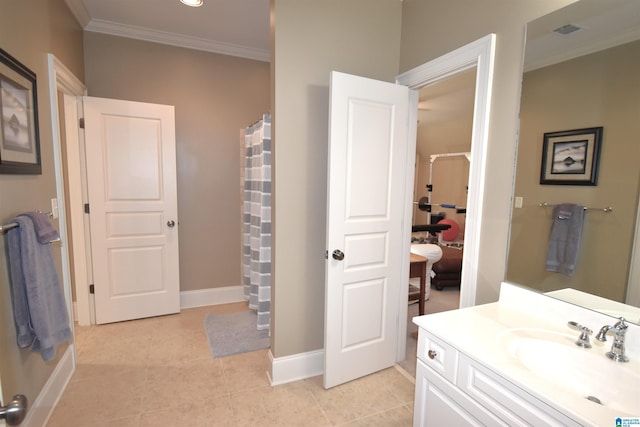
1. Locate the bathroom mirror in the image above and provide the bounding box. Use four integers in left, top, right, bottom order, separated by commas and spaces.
506, 0, 640, 324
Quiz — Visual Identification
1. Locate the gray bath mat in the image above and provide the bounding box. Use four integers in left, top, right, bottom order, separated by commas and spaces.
204, 310, 270, 358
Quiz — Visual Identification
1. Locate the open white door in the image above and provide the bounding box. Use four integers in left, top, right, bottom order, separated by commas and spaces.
324, 71, 414, 388
83, 97, 180, 324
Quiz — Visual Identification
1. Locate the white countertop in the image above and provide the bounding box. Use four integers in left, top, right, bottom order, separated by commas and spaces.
413, 283, 640, 426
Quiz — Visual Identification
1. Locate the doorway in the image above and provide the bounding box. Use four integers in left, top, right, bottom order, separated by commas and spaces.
399, 70, 475, 376
394, 33, 496, 369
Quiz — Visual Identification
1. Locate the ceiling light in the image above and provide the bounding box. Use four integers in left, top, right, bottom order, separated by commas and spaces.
180, 0, 203, 7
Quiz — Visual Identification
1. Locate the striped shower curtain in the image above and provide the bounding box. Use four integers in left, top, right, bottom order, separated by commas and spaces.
242, 114, 271, 331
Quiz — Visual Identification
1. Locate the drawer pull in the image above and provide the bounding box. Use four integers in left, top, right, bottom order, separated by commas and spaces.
428, 349, 437, 359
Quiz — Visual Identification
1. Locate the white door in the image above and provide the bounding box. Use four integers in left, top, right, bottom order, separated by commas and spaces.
324, 71, 414, 388
83, 97, 180, 324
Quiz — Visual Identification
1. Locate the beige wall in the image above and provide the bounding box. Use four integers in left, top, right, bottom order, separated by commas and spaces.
84, 33, 270, 292
507, 40, 640, 302
0, 0, 83, 405
271, 0, 403, 357
399, 0, 576, 304
270, 0, 580, 359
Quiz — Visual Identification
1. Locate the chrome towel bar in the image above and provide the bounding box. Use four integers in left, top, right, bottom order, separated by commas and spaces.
0, 211, 54, 234
539, 202, 613, 213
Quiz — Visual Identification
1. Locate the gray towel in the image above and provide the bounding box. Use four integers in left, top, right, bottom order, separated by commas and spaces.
545, 203, 585, 276
7, 215, 72, 361
21, 211, 60, 244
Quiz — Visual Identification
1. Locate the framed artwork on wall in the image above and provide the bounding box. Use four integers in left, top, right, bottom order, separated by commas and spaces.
540, 127, 603, 186
0, 48, 41, 174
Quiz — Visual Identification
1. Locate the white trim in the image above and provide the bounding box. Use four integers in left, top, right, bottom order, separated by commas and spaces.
63, 0, 91, 28
394, 364, 416, 385
85, 19, 270, 63
21, 347, 74, 427
48, 54, 90, 327
267, 349, 324, 386
180, 286, 244, 309
396, 88, 419, 364
396, 34, 496, 310
63, 0, 269, 61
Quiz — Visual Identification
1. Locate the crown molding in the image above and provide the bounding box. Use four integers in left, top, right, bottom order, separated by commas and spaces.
63, 0, 269, 62
64, 0, 91, 28
85, 19, 270, 62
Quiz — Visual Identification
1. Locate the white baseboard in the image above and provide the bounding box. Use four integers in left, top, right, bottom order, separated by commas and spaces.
267, 348, 324, 386
23, 346, 75, 427
180, 286, 244, 309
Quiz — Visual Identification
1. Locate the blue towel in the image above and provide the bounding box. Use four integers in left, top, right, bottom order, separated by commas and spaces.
545, 204, 585, 276
7, 215, 72, 361
21, 211, 60, 244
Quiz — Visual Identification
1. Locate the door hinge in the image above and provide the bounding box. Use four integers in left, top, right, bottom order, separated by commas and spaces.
79, 118, 85, 129
89, 284, 94, 294
84, 203, 90, 214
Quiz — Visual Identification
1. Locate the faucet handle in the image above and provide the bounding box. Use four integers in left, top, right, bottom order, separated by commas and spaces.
568, 321, 593, 348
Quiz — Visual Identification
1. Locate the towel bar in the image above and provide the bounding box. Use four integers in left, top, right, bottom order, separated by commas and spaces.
539, 202, 613, 213
0, 211, 54, 234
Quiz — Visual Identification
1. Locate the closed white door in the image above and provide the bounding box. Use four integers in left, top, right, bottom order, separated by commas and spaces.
324, 71, 414, 388
83, 97, 180, 324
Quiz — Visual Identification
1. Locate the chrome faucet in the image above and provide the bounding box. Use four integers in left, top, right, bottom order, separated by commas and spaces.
595, 317, 629, 362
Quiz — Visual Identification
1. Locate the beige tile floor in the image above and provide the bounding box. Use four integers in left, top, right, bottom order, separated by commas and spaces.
47, 302, 415, 427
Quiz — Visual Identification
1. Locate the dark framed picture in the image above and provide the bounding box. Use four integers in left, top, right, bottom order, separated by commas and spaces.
540, 127, 603, 185
0, 48, 41, 174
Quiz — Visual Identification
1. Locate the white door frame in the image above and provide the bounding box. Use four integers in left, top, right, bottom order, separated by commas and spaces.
395, 34, 496, 361
47, 54, 92, 326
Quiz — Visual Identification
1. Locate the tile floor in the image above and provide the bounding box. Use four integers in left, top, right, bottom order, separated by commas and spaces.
46, 302, 415, 426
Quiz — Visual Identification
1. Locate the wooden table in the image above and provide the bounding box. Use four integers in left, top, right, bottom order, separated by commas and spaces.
409, 253, 427, 315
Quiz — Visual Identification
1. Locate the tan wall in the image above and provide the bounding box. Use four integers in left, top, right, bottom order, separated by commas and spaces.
84, 33, 270, 292
506, 40, 640, 302
399, 0, 577, 304
271, 0, 403, 357
0, 0, 83, 405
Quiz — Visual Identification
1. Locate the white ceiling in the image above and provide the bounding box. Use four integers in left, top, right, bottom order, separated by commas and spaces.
524, 0, 640, 71
64, 0, 271, 62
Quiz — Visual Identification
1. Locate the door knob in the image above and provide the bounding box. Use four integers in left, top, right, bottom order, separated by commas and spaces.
0, 394, 28, 426
167, 220, 176, 228
332, 249, 345, 261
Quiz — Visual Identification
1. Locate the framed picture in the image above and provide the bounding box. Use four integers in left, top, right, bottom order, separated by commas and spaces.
0, 48, 41, 174
540, 127, 603, 185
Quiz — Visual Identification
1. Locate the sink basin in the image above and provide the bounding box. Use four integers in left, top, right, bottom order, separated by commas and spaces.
498, 328, 640, 414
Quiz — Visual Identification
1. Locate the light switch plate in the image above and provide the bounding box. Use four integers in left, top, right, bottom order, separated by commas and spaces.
514, 196, 523, 209
51, 198, 59, 218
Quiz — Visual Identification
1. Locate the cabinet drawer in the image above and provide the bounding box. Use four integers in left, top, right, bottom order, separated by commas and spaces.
417, 330, 458, 382
414, 359, 507, 427
456, 354, 582, 427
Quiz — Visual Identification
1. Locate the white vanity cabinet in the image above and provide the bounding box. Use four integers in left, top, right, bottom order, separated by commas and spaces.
413, 329, 581, 427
